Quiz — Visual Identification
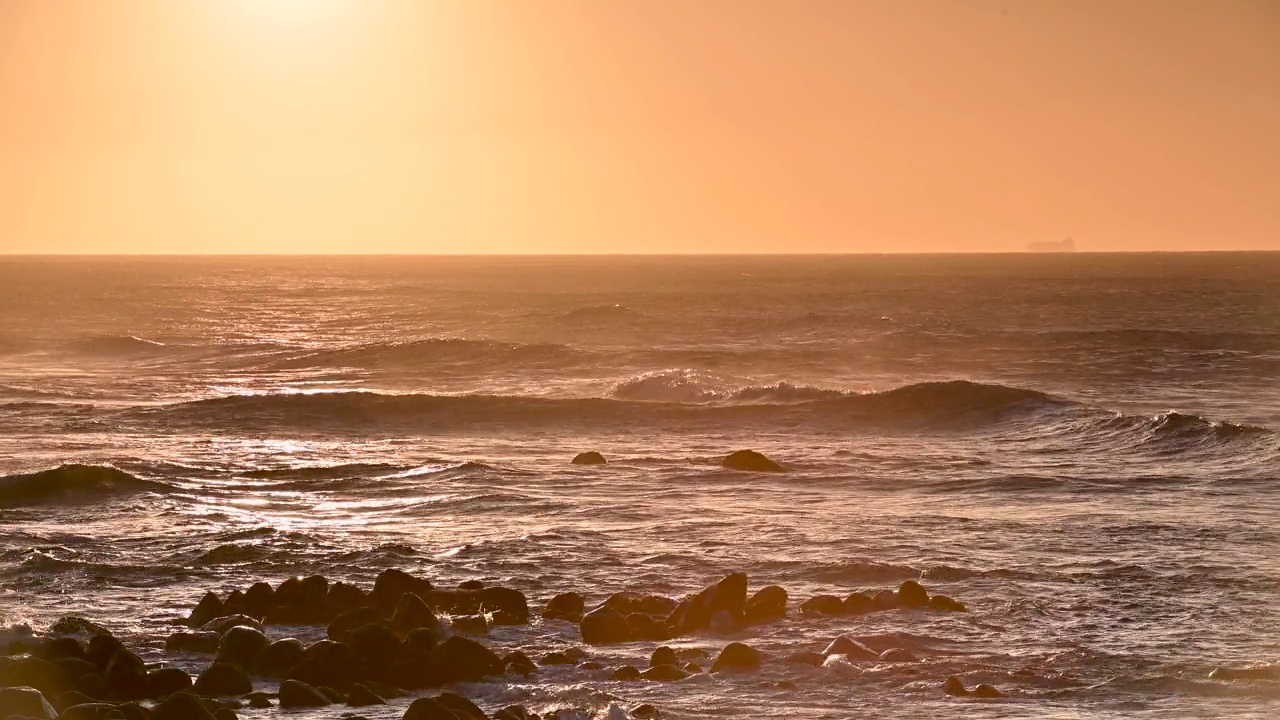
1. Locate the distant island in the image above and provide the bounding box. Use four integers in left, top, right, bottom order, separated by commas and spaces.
1026, 238, 1077, 252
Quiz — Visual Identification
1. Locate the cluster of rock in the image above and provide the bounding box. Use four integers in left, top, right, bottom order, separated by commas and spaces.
798, 580, 967, 616
571, 450, 786, 473
0, 568, 990, 719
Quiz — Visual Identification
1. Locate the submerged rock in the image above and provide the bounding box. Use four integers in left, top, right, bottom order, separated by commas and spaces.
670, 572, 748, 635
799, 594, 844, 616
743, 585, 787, 624
711, 642, 761, 672
571, 452, 607, 465
278, 678, 331, 708
721, 450, 784, 472
580, 607, 632, 645
542, 592, 585, 623
897, 580, 929, 607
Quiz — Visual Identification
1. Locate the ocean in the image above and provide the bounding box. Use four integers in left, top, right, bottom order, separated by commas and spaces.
1, 253, 1277, 719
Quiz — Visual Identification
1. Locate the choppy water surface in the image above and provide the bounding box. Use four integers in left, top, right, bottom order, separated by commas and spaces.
1, 254, 1278, 718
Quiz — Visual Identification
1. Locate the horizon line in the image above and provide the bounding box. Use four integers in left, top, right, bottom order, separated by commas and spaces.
3, 249, 1278, 258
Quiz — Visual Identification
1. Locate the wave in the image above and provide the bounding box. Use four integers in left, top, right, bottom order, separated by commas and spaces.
611, 369, 846, 404
0, 464, 175, 509
63, 334, 170, 356
266, 338, 582, 371
557, 304, 645, 322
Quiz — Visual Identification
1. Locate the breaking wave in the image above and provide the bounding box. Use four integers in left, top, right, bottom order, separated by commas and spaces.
266, 338, 582, 371
0, 464, 175, 509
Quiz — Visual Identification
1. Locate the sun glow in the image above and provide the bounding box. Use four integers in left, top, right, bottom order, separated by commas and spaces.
232, 0, 354, 28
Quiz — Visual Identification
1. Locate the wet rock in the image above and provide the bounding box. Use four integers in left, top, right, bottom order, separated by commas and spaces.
870, 589, 899, 611
370, 568, 434, 611
671, 572, 748, 635
459, 579, 485, 591
428, 635, 504, 684
58, 703, 122, 720
0, 687, 57, 720
822, 635, 878, 661
3, 656, 73, 698
929, 595, 967, 612
683, 662, 702, 673
48, 617, 110, 639
597, 593, 678, 618
743, 585, 787, 624
649, 647, 679, 668
711, 642, 761, 673
214, 626, 269, 668
244, 692, 272, 709
580, 661, 602, 670
450, 614, 489, 635
403, 697, 456, 720
879, 648, 917, 662
541, 592, 585, 623
630, 704, 660, 719
242, 582, 276, 619
494, 705, 536, 720
317, 685, 346, 703
146, 667, 193, 696
972, 683, 1002, 698
55, 690, 97, 713
192, 662, 251, 697
165, 631, 220, 655
640, 664, 688, 681
213, 708, 239, 720
278, 679, 331, 708
799, 594, 844, 616
390, 593, 438, 635
326, 582, 367, 617
502, 650, 537, 676
363, 680, 404, 699
54, 657, 98, 686
610, 665, 642, 681
721, 450, 784, 472
188, 592, 227, 628
251, 637, 305, 677
199, 615, 262, 636
571, 451, 607, 465
625, 613, 669, 641
403, 627, 438, 657
347, 623, 402, 675
286, 640, 358, 691
540, 651, 577, 666
897, 580, 929, 607
152, 691, 217, 720
580, 607, 632, 645
942, 676, 968, 696
328, 607, 386, 642
36, 637, 88, 663
842, 592, 873, 615
785, 651, 825, 667
73, 671, 108, 699
430, 587, 530, 625
436, 692, 485, 719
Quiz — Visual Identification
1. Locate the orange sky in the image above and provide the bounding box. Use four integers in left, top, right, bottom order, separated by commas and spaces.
1, 0, 1277, 254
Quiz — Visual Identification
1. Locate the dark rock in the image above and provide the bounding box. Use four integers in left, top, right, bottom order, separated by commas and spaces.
251, 638, 304, 677
721, 450, 784, 472
113, 701, 149, 720
640, 665, 688, 681
36, 637, 88, 663
428, 587, 530, 625
649, 647, 679, 668
0, 687, 57, 719
152, 691, 217, 720
595, 592, 677, 617
402, 697, 455, 720
580, 607, 631, 645
671, 572, 748, 634
942, 676, 968, 696
244, 692, 272, 709
711, 642, 761, 672
494, 705, 536, 720
403, 628, 438, 657
436, 692, 485, 719
390, 593, 438, 635
48, 617, 110, 638
929, 595, 967, 612
345, 683, 385, 707
214, 626, 269, 668
683, 662, 702, 673
278, 678, 331, 708
799, 594, 844, 616
74, 672, 108, 699
58, 702, 124, 720
54, 657, 98, 685
347, 623, 402, 674
286, 640, 358, 691
145, 667, 193, 696
188, 592, 227, 628
223, 590, 248, 617
164, 632, 220, 655
879, 648, 917, 662
822, 635, 878, 660
327, 607, 386, 642
55, 690, 97, 713
241, 582, 275, 619
192, 663, 251, 697
504, 651, 537, 676
630, 704, 660, 719
870, 589, 899, 611
213, 708, 239, 720
317, 686, 345, 703
450, 615, 489, 635
581, 660, 603, 670
571, 452, 607, 465
370, 569, 433, 611
541, 593, 585, 622
972, 683, 1002, 698
897, 580, 929, 607
458, 580, 485, 590
625, 613, 669, 641
785, 651, 825, 667
743, 585, 787, 624
362, 680, 404, 699
610, 665, 641, 681
269, 575, 330, 624
326, 582, 367, 617
199, 615, 262, 636
2, 656, 72, 698
539, 651, 576, 666
428, 636, 504, 683
842, 592, 873, 615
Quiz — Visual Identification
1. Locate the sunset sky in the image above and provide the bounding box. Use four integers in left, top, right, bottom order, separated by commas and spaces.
1, 0, 1276, 254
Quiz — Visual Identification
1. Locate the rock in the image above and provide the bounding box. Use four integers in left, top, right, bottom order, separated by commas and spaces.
648, 647, 679, 668
251, 638, 305, 677
870, 589, 899, 611
165, 631, 220, 654
347, 623, 402, 674
504, 651, 537, 676
317, 684, 345, 703
799, 594, 844, 616
671, 572, 748, 635
640, 665, 688, 681
214, 626, 269, 668
879, 648, 917, 662
188, 592, 227, 628
450, 615, 489, 635
345, 683, 385, 707
494, 705, 536, 720
428, 587, 530, 625
327, 607, 386, 642
244, 692, 272, 709
47, 617, 110, 639
711, 642, 761, 673
286, 640, 358, 691
541, 592, 585, 623
683, 662, 702, 673
192, 662, 252, 696
625, 613, 669, 641
630, 704, 660, 719
390, 593, 438, 635
100, 647, 148, 699
785, 652, 825, 667
540, 651, 576, 666
0, 687, 57, 720
596, 593, 678, 617
942, 676, 968, 696
326, 582, 367, 616
199, 615, 262, 636
897, 580, 929, 607
54, 657, 98, 685
571, 452, 607, 465
58, 703, 123, 720
842, 592, 872, 615
972, 683, 1002, 698
55, 690, 97, 713
822, 635, 878, 660
2, 656, 72, 698
278, 678, 331, 708
436, 692, 485, 719
402, 697, 456, 720
610, 665, 642, 681
213, 708, 239, 720
36, 637, 88, 663
152, 691, 217, 720
743, 585, 787, 624
458, 579, 485, 590
929, 595, 967, 612
580, 607, 632, 645
721, 450, 784, 472
370, 569, 433, 611
269, 575, 330, 624
242, 582, 276, 619
403, 628, 438, 657
146, 667, 193, 696
362, 680, 404, 699
428, 636, 504, 683
73, 672, 108, 699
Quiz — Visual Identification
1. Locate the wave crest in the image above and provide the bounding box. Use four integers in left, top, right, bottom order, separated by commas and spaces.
0, 464, 174, 509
